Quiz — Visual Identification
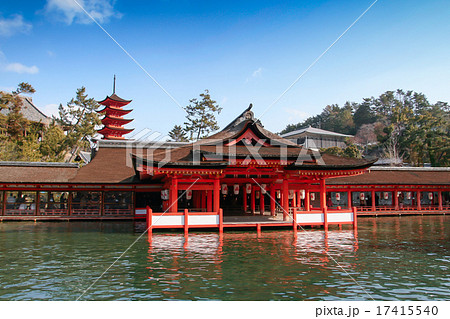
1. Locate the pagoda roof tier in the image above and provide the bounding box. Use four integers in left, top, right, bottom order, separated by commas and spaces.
97, 105, 133, 116
132, 104, 375, 177
97, 93, 132, 106
101, 114, 134, 125
98, 125, 134, 134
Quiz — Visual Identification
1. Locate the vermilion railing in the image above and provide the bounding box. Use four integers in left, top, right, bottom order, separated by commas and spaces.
144, 207, 224, 234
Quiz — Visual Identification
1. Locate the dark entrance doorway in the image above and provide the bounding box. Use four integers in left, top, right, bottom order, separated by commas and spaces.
220, 190, 246, 216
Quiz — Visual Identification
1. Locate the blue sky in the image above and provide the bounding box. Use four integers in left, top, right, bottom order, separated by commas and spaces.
1, 0, 449, 136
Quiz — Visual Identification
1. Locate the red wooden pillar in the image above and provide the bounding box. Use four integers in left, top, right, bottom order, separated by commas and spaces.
207, 190, 213, 212
243, 191, 248, 213
260, 192, 265, 215
320, 179, 327, 210
213, 178, 220, 213
371, 190, 376, 212
184, 209, 189, 235
169, 177, 178, 213
347, 191, 352, 209
36, 190, 40, 216
417, 191, 421, 211
282, 179, 289, 221
146, 206, 153, 235
394, 190, 399, 210
251, 186, 255, 215
68, 192, 72, 216
296, 191, 301, 207
1, 191, 5, 216
305, 190, 310, 211
270, 186, 276, 216
438, 190, 443, 211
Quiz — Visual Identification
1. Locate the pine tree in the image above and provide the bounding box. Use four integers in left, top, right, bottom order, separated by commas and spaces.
55, 87, 101, 162
40, 124, 66, 161
168, 125, 188, 142
183, 90, 222, 140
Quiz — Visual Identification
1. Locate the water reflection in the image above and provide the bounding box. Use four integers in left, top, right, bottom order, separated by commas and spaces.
0, 216, 448, 300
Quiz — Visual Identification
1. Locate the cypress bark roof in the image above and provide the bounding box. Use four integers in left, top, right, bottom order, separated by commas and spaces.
0, 162, 78, 183
134, 105, 374, 170
327, 167, 450, 185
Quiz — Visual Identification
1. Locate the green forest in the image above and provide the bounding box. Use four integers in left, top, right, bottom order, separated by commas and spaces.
280, 90, 449, 167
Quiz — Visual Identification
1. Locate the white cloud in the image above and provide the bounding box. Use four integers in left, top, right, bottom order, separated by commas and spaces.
0, 50, 39, 74
252, 67, 263, 78
284, 107, 309, 123
0, 14, 32, 37
246, 67, 263, 83
4, 62, 39, 74
45, 0, 121, 25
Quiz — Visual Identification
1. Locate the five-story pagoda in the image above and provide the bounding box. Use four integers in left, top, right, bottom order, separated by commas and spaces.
97, 77, 134, 140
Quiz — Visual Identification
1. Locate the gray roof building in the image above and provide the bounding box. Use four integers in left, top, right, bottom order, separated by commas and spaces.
0, 94, 51, 126
280, 126, 353, 150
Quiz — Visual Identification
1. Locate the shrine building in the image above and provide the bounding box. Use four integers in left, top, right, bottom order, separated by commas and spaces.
0, 91, 448, 233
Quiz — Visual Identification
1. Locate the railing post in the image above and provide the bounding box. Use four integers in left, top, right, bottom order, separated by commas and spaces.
146, 206, 152, 235
352, 207, 357, 231
323, 206, 328, 231
292, 207, 297, 232
184, 208, 189, 235
213, 178, 220, 213
219, 208, 223, 233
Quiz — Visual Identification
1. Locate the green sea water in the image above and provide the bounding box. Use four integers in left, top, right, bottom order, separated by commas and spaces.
0, 215, 448, 300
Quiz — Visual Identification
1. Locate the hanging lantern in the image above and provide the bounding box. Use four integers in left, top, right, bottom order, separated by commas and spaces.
406, 192, 412, 200
161, 189, 169, 201
335, 192, 341, 201
310, 192, 315, 201
428, 192, 433, 200
289, 190, 294, 199
360, 192, 365, 200
300, 190, 305, 200
186, 189, 192, 200
233, 184, 240, 195
397, 191, 401, 197
383, 192, 389, 200
221, 184, 228, 195
256, 191, 260, 199
246, 183, 252, 194
276, 190, 281, 199
261, 184, 267, 194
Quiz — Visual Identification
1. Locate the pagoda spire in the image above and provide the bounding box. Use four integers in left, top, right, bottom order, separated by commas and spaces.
96, 77, 134, 140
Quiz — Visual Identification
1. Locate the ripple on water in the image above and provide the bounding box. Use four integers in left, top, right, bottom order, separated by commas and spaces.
0, 216, 449, 300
